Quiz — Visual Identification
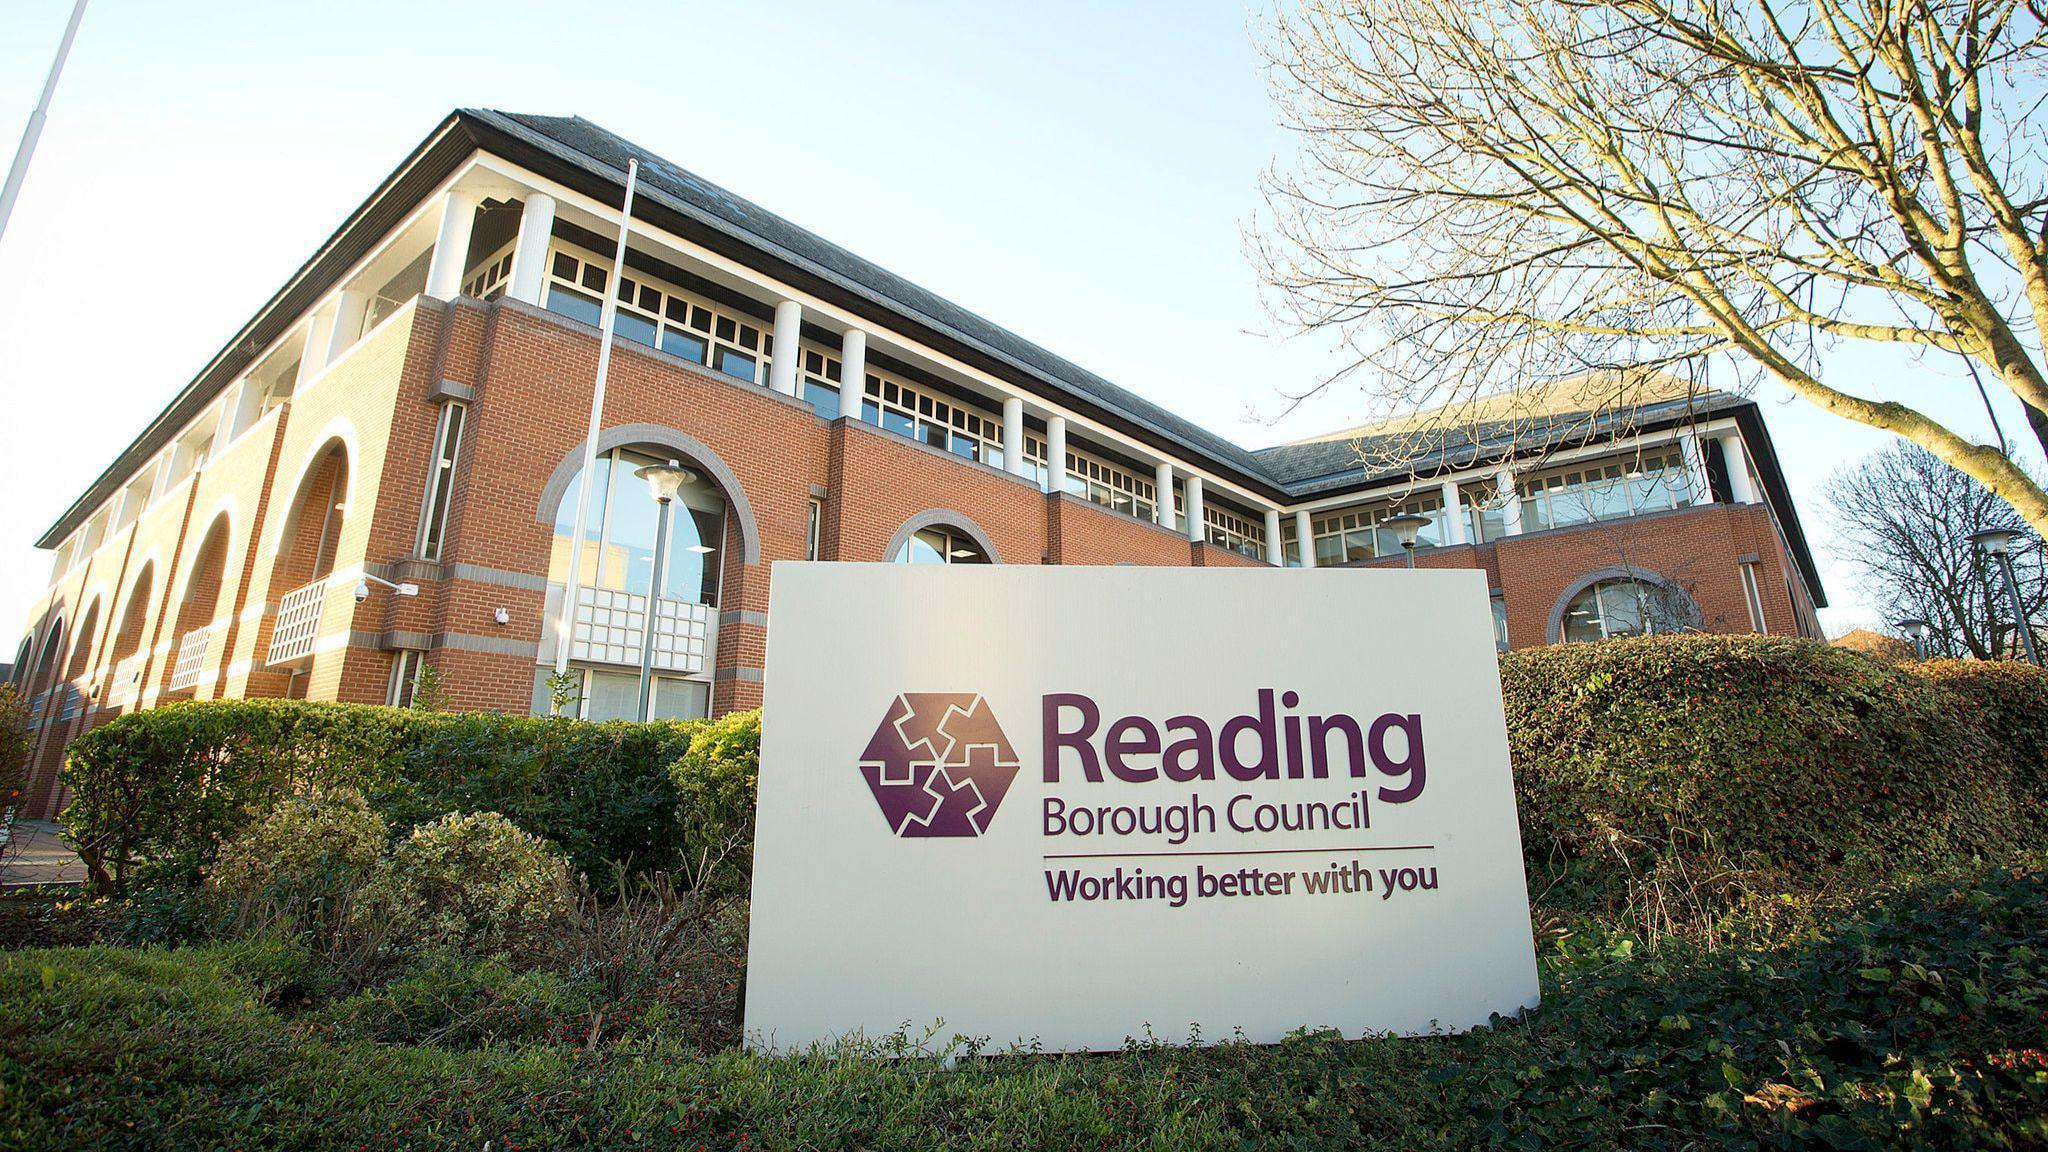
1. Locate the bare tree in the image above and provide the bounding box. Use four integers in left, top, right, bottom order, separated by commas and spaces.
1255, 0, 2048, 531
1827, 442, 2047, 656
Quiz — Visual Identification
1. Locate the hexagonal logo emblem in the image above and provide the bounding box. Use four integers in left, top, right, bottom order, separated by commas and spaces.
858, 693, 1021, 837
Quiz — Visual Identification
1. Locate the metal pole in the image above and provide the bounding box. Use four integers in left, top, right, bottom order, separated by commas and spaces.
0, 0, 89, 247
636, 495, 673, 721
554, 159, 641, 688
1996, 552, 2041, 666
1403, 544, 1416, 570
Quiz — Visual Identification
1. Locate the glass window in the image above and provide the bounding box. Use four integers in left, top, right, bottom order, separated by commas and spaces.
803, 379, 840, 419
546, 285, 603, 328
550, 453, 611, 587
892, 525, 989, 564
388, 650, 422, 708
661, 327, 708, 364
1561, 578, 1689, 642
652, 676, 710, 721
548, 448, 726, 608
420, 402, 466, 560
1491, 596, 1509, 650
612, 310, 657, 348
583, 669, 640, 722
715, 347, 756, 383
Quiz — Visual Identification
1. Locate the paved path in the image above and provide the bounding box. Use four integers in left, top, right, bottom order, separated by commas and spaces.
1, 820, 87, 887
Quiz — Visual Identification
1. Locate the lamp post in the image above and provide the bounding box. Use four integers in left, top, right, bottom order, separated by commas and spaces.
1896, 617, 1930, 661
1382, 513, 1434, 569
1969, 527, 2041, 666
633, 460, 695, 721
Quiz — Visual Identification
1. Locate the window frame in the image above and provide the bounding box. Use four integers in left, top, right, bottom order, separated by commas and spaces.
416, 400, 467, 560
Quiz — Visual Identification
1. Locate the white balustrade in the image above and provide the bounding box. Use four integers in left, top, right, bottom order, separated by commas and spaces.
170, 622, 222, 691
267, 576, 332, 666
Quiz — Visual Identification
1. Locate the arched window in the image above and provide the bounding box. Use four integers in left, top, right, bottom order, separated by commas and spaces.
891, 525, 989, 565
549, 447, 727, 605
1560, 578, 1690, 642
545, 446, 729, 722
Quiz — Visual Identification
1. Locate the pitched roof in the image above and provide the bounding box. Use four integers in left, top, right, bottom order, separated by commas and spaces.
1255, 387, 1753, 495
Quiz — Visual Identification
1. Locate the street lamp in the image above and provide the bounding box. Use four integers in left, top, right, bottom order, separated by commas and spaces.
633, 459, 696, 720
1969, 527, 2041, 666
1382, 513, 1433, 569
1896, 617, 1930, 661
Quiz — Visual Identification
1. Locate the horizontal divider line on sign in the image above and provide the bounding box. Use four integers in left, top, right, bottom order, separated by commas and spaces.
1041, 844, 1436, 860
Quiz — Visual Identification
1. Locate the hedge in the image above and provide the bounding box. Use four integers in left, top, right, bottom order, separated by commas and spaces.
2, 865, 2044, 1150
58, 701, 742, 893
1913, 658, 2048, 813
1499, 635, 2038, 941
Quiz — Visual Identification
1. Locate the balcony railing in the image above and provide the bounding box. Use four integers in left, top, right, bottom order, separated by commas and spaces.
170, 622, 222, 691
566, 586, 716, 674
107, 653, 148, 710
26, 688, 48, 730
267, 575, 332, 667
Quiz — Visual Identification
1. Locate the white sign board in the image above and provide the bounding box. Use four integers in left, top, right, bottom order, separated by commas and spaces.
745, 564, 1538, 1053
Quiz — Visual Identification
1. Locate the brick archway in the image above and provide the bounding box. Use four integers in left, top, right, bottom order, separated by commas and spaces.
884, 510, 1003, 565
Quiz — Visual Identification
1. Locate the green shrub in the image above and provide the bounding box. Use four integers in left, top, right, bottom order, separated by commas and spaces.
59, 700, 699, 893
357, 812, 574, 958
669, 709, 760, 896
2, 866, 2045, 1150
0, 684, 31, 822
319, 953, 591, 1048
1914, 658, 2048, 811
205, 788, 387, 931
1499, 634, 2031, 942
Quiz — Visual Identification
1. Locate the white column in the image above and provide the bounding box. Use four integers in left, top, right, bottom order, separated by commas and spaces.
1680, 432, 1714, 504
506, 192, 559, 306
1001, 397, 1026, 476
1264, 509, 1284, 566
1717, 432, 1757, 504
1497, 467, 1524, 536
1441, 479, 1468, 546
423, 188, 481, 301
1155, 462, 1177, 532
294, 310, 335, 393
838, 329, 866, 419
1044, 416, 1067, 494
323, 290, 367, 366
768, 300, 803, 396
1294, 509, 1315, 568
1184, 476, 1205, 543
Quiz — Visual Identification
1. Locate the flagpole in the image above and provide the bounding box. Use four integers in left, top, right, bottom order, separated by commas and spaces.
0, 0, 90, 247
553, 158, 640, 696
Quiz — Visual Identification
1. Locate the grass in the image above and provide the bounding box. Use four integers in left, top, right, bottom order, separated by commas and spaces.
2, 866, 2046, 1150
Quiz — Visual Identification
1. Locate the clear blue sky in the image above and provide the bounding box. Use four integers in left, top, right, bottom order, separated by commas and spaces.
1, 0, 2037, 642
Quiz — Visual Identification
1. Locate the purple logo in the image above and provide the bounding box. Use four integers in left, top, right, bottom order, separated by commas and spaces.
859, 693, 1021, 837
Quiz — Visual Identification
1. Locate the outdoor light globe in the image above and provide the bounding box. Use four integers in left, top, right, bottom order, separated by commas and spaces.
1383, 513, 1433, 549
635, 459, 696, 505
1969, 527, 2019, 556
1896, 617, 1930, 640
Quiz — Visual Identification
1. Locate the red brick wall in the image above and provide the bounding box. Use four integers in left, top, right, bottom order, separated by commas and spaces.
14, 294, 1824, 795
1347, 502, 1806, 647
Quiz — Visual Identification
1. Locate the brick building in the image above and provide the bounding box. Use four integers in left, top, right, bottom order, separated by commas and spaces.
9, 110, 1823, 818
